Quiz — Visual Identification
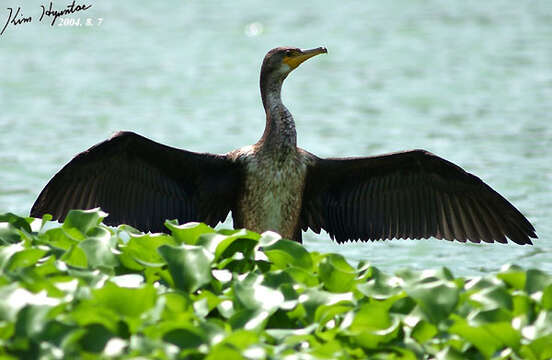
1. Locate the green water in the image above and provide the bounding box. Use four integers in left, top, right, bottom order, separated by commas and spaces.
1, 1, 551, 275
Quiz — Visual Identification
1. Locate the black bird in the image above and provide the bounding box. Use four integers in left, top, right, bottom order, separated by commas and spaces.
31, 46, 537, 245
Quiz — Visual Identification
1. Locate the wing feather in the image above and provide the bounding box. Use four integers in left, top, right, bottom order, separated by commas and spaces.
301, 149, 536, 245
31, 131, 242, 232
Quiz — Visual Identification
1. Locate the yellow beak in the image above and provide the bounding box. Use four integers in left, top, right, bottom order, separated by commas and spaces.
283, 47, 327, 69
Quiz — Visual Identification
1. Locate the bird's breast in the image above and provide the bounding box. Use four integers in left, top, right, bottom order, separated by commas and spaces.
233, 147, 308, 240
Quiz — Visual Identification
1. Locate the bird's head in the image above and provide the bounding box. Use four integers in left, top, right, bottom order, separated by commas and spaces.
261, 46, 327, 82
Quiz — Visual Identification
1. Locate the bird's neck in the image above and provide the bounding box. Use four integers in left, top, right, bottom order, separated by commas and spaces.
258, 75, 297, 152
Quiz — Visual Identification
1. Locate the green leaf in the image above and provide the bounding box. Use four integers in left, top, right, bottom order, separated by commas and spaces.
520, 335, 552, 360
298, 288, 354, 323
497, 265, 526, 290
233, 272, 284, 313
2, 212, 552, 359
0, 213, 32, 234
411, 320, 438, 343
213, 230, 259, 261
319, 253, 356, 293
158, 244, 214, 292
62, 208, 107, 237
348, 302, 400, 349
405, 279, 459, 324
525, 269, 552, 294
79, 323, 114, 353
0, 243, 24, 273
79, 235, 119, 269
14, 305, 52, 339
263, 239, 312, 271
42, 227, 76, 250
91, 282, 157, 319
165, 221, 215, 244
356, 267, 403, 299
6, 248, 47, 272
542, 285, 552, 310
206, 344, 244, 360
449, 315, 504, 358
123, 233, 176, 268
162, 325, 206, 349
61, 244, 88, 268
0, 213, 33, 245
469, 285, 513, 311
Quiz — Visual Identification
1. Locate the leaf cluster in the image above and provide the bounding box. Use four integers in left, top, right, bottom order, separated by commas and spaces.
0, 210, 550, 359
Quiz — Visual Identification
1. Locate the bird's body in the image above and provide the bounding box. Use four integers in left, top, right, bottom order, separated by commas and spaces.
231, 144, 310, 239
31, 46, 537, 245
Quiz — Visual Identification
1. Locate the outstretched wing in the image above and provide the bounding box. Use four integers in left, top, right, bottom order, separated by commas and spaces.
31, 131, 242, 232
301, 149, 536, 244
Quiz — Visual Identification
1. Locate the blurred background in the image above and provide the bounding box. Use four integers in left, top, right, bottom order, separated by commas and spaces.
1, 0, 551, 275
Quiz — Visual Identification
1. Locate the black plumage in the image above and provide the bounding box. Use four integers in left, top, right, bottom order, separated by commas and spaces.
31, 47, 537, 245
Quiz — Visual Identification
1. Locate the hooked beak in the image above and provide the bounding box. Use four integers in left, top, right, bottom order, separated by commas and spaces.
283, 47, 327, 69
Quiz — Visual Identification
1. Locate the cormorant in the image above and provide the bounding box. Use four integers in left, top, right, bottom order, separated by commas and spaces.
31, 46, 537, 245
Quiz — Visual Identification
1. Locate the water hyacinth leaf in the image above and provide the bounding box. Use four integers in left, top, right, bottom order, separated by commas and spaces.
512, 293, 533, 319
470, 308, 512, 324
36, 320, 76, 348
5, 248, 46, 272
0, 212, 551, 358
79, 236, 119, 269
311, 339, 348, 359
542, 285, 552, 310
162, 324, 208, 349
219, 329, 260, 350
61, 244, 88, 268
233, 272, 284, 313
284, 266, 319, 286
42, 227, 75, 251
79, 323, 115, 353
396, 267, 454, 284
469, 285, 513, 311
525, 270, 552, 294
165, 221, 215, 245
263, 239, 312, 271
405, 280, 459, 324
158, 245, 214, 293
195, 233, 228, 255
229, 308, 271, 331
214, 230, 259, 261
314, 303, 355, 326
205, 344, 244, 360
62, 209, 107, 237
96, 282, 156, 315
0, 243, 25, 273
483, 322, 521, 350
257, 231, 282, 247
348, 302, 400, 349
0, 213, 32, 234
122, 233, 176, 267
520, 334, 552, 360
265, 323, 318, 341
260, 270, 295, 290
0, 222, 21, 245
449, 315, 504, 358
0, 214, 32, 245
356, 269, 403, 299
299, 288, 355, 323
319, 254, 356, 293
411, 320, 438, 343
434, 346, 465, 360
497, 265, 526, 290
161, 292, 192, 320
14, 305, 52, 339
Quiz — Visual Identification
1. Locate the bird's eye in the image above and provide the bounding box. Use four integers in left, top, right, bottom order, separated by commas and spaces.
285, 50, 292, 56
